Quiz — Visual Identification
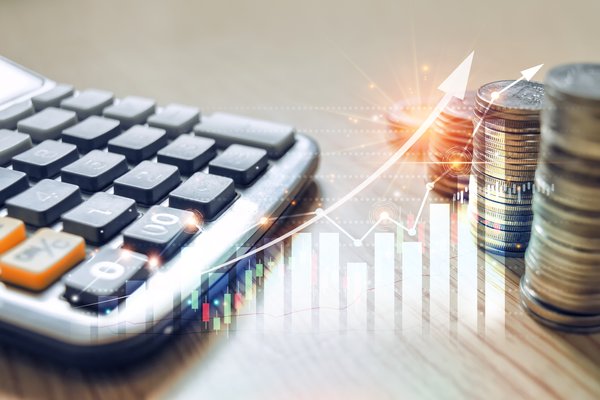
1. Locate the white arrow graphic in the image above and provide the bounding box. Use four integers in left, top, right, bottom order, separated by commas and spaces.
432, 62, 544, 186
204, 51, 475, 272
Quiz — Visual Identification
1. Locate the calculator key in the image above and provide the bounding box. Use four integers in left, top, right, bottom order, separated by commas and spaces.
114, 161, 180, 205
62, 193, 138, 244
6, 179, 82, 227
64, 248, 148, 311
60, 89, 114, 120
0, 130, 32, 165
103, 96, 156, 129
16, 107, 77, 142
61, 116, 121, 153
0, 217, 26, 254
0, 228, 85, 291
0, 102, 34, 130
0, 168, 28, 205
108, 125, 167, 163
169, 172, 235, 220
12, 140, 78, 180
194, 113, 295, 158
208, 144, 268, 185
31, 84, 74, 111
148, 104, 200, 137
157, 135, 216, 175
61, 150, 128, 192
123, 206, 198, 260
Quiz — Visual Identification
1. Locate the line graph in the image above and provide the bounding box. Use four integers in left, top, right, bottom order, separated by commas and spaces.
199, 51, 475, 274
199, 55, 544, 275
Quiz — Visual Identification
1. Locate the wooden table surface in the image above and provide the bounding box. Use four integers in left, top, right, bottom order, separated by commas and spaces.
1, 0, 600, 398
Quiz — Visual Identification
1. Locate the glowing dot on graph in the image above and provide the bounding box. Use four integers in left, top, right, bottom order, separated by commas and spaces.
422, 65, 430, 72
315, 208, 324, 216
368, 83, 376, 89
426, 182, 434, 191
148, 256, 160, 269
70, 294, 79, 303
259, 216, 269, 225
491, 91, 500, 100
213, 299, 220, 306
380, 211, 389, 220
408, 228, 417, 237
353, 239, 363, 247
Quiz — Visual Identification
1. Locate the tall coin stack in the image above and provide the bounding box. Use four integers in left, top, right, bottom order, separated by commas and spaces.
428, 92, 475, 197
469, 80, 544, 257
521, 64, 600, 332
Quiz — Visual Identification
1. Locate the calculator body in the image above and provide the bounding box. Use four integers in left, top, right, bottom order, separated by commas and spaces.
0, 56, 319, 366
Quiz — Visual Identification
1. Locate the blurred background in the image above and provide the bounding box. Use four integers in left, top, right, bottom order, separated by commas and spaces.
1, 0, 600, 398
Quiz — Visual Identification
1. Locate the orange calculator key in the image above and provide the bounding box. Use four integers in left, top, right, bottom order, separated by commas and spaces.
0, 217, 26, 253
0, 228, 85, 291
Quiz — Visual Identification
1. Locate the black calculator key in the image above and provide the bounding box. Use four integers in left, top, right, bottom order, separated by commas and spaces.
0, 168, 28, 205
208, 144, 268, 185
16, 107, 77, 142
103, 96, 156, 129
31, 84, 74, 111
123, 206, 198, 260
64, 248, 148, 311
157, 135, 216, 175
169, 172, 235, 220
61, 116, 121, 153
148, 104, 200, 137
61, 150, 128, 192
114, 161, 180, 205
6, 179, 82, 226
0, 129, 32, 165
62, 192, 138, 244
108, 125, 167, 163
0, 102, 35, 130
194, 113, 295, 158
60, 89, 114, 120
12, 140, 78, 180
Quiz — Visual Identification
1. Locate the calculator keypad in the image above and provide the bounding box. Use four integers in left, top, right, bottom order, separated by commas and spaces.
62, 192, 138, 244
6, 179, 82, 227
122, 205, 198, 261
12, 140, 78, 180
0, 86, 301, 315
0, 228, 85, 291
17, 107, 77, 142
64, 248, 148, 311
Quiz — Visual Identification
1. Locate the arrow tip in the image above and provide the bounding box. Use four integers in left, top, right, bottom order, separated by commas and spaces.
521, 64, 544, 81
438, 51, 474, 100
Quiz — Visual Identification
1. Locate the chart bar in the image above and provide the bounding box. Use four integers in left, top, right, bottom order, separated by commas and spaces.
319, 232, 340, 332
485, 258, 506, 338
291, 233, 312, 330
346, 262, 367, 332
429, 203, 450, 336
374, 232, 395, 333
263, 243, 285, 332
457, 204, 478, 337
402, 242, 423, 336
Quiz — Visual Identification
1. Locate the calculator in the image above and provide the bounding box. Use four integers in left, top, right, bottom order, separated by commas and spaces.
0, 56, 319, 366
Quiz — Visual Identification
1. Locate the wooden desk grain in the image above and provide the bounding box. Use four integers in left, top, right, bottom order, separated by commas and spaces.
0, 0, 599, 398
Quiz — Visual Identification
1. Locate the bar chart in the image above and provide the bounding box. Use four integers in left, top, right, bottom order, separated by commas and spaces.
172, 200, 508, 340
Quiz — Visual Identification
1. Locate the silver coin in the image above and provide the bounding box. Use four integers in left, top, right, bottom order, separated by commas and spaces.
476, 80, 544, 115
545, 63, 600, 103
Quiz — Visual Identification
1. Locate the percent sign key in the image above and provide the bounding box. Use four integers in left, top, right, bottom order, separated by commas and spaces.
0, 228, 85, 291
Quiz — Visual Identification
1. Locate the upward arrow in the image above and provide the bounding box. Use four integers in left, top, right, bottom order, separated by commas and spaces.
197, 52, 476, 272
438, 51, 475, 100
521, 64, 544, 81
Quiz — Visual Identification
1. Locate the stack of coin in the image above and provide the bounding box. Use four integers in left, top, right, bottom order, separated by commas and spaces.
468, 80, 544, 257
427, 91, 475, 197
521, 63, 600, 332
